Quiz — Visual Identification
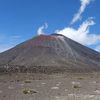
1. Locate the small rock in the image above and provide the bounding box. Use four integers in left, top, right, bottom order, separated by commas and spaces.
41, 83, 46, 85
0, 90, 2, 93
8, 86, 14, 89
94, 90, 100, 94
51, 87, 59, 90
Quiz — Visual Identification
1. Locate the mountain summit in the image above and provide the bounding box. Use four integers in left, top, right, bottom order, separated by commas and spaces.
0, 34, 100, 73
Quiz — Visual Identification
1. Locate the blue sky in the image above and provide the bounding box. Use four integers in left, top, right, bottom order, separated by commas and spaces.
0, 0, 100, 52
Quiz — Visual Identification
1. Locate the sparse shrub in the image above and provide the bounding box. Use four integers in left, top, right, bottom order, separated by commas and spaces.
23, 89, 37, 94
73, 85, 81, 89
23, 89, 29, 94
78, 77, 83, 80
10, 80, 14, 82
24, 80, 31, 83
16, 80, 20, 82
3, 96, 6, 98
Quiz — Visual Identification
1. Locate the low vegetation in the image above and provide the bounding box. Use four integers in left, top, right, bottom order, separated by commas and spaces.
23, 89, 37, 94
73, 84, 81, 89
77, 77, 84, 80
24, 80, 31, 83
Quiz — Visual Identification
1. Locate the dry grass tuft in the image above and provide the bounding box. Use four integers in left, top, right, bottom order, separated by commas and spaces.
23, 89, 37, 94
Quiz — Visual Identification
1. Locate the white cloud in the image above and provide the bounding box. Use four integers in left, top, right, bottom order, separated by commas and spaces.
56, 17, 100, 46
95, 45, 100, 52
71, 0, 92, 24
37, 23, 48, 35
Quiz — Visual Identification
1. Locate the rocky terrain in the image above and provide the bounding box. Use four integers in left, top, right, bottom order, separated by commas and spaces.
0, 73, 100, 100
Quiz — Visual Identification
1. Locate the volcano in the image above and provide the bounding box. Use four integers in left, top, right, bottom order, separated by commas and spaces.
0, 34, 100, 73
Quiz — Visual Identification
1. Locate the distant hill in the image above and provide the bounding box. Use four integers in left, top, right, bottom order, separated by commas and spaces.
0, 34, 100, 73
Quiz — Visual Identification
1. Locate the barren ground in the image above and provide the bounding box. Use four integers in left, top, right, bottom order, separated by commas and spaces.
0, 72, 100, 100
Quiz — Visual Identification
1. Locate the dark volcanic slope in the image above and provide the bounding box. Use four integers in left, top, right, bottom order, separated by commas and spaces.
0, 34, 100, 73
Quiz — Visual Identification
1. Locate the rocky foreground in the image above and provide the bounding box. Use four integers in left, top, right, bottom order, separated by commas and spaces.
0, 72, 100, 100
